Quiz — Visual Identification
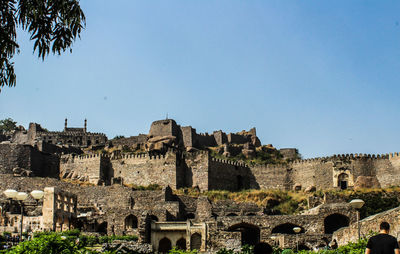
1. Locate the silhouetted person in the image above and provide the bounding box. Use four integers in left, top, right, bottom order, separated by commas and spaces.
366, 221, 400, 254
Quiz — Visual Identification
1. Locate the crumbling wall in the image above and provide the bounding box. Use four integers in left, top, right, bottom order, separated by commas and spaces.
212, 131, 227, 146
180, 126, 195, 148
0, 144, 59, 177
184, 151, 209, 191
111, 134, 147, 148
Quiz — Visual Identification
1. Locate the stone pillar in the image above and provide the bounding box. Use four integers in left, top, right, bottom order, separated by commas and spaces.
42, 187, 56, 231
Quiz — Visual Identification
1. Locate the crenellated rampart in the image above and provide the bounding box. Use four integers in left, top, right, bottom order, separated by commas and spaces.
112, 150, 180, 189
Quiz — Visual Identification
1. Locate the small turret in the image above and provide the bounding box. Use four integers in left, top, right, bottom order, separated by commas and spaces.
84, 119, 87, 132
64, 118, 68, 131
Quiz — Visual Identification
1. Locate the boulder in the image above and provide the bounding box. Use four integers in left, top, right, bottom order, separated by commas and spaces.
145, 135, 176, 152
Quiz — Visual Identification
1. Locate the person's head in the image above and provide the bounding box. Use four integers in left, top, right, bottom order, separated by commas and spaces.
380, 221, 390, 232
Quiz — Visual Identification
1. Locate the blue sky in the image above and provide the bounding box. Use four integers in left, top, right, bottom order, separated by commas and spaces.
1, 1, 400, 158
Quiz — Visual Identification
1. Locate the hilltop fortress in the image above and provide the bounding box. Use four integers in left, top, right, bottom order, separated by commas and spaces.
1, 118, 400, 192
1, 118, 400, 252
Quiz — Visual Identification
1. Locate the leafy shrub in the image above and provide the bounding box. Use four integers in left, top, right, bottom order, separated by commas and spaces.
169, 247, 198, 254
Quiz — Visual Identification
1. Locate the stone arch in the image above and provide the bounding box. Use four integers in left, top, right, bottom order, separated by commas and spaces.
124, 214, 138, 230
150, 215, 159, 222
254, 242, 273, 254
324, 213, 349, 234
176, 237, 186, 250
226, 213, 238, 217
271, 223, 305, 234
158, 237, 172, 253
190, 233, 202, 250
228, 223, 260, 246
338, 173, 349, 190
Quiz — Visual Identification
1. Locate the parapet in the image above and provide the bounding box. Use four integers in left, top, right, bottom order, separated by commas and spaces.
210, 157, 248, 168
288, 153, 392, 165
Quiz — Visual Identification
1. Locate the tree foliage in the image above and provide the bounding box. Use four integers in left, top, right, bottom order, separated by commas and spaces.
0, 0, 85, 91
0, 118, 17, 133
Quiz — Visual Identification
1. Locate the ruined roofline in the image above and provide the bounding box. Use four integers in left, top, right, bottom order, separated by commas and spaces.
37, 131, 107, 137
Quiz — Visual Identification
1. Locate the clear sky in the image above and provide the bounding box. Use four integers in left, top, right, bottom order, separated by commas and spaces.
1, 1, 400, 158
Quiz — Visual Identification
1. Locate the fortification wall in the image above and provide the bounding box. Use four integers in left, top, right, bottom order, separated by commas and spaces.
289, 158, 332, 190
195, 133, 217, 148
377, 153, 400, 187
0, 144, 59, 177
184, 151, 209, 191
180, 127, 195, 148
208, 158, 250, 191
250, 164, 289, 190
111, 151, 179, 189
60, 154, 107, 185
227, 133, 248, 145
213, 131, 227, 146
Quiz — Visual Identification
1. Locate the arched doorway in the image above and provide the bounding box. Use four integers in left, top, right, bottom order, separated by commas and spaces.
98, 222, 107, 235
226, 213, 238, 217
324, 213, 349, 234
190, 233, 202, 250
228, 223, 260, 246
338, 173, 349, 190
271, 223, 304, 234
124, 215, 138, 230
158, 237, 172, 253
176, 238, 186, 250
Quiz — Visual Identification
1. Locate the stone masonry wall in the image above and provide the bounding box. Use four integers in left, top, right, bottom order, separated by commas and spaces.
184, 151, 209, 191
0, 144, 59, 177
333, 206, 400, 246
250, 164, 289, 190
60, 154, 106, 185
111, 151, 179, 189
208, 159, 250, 191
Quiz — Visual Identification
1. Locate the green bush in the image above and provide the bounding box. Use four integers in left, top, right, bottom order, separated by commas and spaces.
5, 234, 84, 254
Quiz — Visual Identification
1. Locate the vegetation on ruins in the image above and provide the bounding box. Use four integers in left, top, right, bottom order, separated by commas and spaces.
208, 145, 301, 165
0, 118, 17, 133
175, 187, 400, 217
0, 0, 85, 91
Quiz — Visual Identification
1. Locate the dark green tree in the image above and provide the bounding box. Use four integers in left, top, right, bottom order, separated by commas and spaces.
0, 0, 85, 92
0, 117, 17, 133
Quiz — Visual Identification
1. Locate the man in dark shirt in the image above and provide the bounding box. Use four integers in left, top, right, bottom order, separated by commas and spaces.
366, 221, 400, 254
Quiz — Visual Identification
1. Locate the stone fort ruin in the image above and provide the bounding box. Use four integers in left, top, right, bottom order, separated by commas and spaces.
1, 118, 400, 252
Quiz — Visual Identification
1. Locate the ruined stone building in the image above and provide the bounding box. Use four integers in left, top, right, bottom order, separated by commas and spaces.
9, 119, 107, 148
1, 118, 400, 252
0, 187, 77, 234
